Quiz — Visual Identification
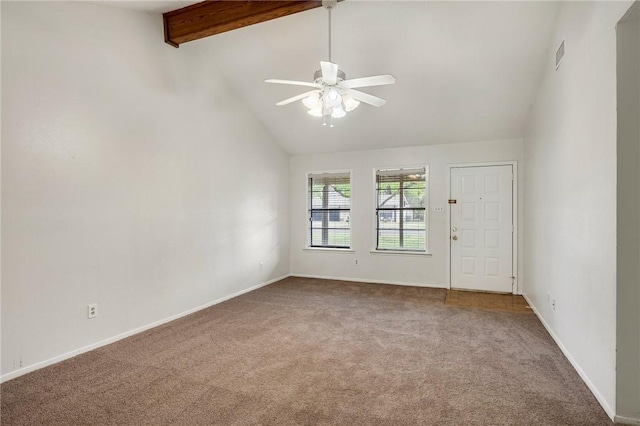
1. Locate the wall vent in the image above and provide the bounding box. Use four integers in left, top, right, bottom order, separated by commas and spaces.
555, 40, 565, 70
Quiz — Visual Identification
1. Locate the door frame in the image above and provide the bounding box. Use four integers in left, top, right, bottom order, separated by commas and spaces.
446, 161, 519, 294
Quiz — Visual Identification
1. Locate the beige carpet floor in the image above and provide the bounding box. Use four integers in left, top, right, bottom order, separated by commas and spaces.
1, 277, 612, 425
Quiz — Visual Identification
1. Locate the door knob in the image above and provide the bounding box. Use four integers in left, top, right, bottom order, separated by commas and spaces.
452, 235, 458, 241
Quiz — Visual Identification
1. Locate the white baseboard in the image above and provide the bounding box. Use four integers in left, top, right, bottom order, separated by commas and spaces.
291, 273, 448, 289
615, 415, 640, 425
0, 274, 290, 384
522, 294, 616, 422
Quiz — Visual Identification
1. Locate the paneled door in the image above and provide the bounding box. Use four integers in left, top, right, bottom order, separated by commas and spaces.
450, 165, 513, 293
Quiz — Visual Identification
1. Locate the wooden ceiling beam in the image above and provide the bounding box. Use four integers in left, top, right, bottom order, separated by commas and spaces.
163, 0, 324, 48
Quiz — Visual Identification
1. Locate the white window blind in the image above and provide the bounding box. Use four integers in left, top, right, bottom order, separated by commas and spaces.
375, 167, 427, 252
308, 172, 351, 248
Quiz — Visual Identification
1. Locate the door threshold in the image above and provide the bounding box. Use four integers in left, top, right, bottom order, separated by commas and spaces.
445, 289, 532, 313
450, 287, 514, 295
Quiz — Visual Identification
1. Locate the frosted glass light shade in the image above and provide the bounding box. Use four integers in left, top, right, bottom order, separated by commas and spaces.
343, 95, 360, 112
303, 89, 358, 121
331, 105, 346, 118
307, 107, 323, 117
303, 93, 320, 109
324, 88, 342, 107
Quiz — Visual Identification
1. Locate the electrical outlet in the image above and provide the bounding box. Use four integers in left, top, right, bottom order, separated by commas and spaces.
88, 303, 98, 319
259, 262, 263, 270
355, 259, 359, 265
434, 207, 444, 213
552, 299, 556, 311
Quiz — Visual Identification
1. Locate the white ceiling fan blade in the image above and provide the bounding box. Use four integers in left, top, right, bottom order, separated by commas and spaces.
342, 74, 396, 89
265, 79, 322, 89
347, 89, 387, 107
320, 61, 339, 85
276, 90, 320, 106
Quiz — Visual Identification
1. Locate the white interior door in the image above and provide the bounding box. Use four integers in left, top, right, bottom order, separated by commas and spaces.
450, 165, 513, 293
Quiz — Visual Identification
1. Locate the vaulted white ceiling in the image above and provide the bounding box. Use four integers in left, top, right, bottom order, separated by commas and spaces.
103, 1, 559, 155
85, 1, 200, 14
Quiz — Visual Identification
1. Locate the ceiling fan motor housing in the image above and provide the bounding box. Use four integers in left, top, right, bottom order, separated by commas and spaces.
314, 69, 346, 84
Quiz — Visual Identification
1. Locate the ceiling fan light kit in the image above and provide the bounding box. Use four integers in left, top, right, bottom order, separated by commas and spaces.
265, 0, 395, 127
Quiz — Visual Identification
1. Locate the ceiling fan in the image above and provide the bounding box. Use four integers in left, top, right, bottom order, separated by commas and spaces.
265, 0, 396, 127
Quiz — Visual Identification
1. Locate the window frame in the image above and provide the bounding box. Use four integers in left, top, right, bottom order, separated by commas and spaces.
306, 169, 353, 250
372, 165, 430, 254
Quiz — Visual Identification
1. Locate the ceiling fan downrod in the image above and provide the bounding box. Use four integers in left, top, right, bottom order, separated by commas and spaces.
323, 0, 337, 63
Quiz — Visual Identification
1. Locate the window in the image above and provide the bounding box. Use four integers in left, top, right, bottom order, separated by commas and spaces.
375, 167, 427, 252
308, 172, 351, 249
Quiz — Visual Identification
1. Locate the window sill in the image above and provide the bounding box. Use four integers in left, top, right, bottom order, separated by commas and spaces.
303, 247, 355, 253
370, 250, 432, 257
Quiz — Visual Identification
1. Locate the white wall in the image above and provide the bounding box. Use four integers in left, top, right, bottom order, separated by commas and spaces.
1, 2, 290, 379
616, 5, 640, 422
290, 139, 523, 289
523, 0, 634, 419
